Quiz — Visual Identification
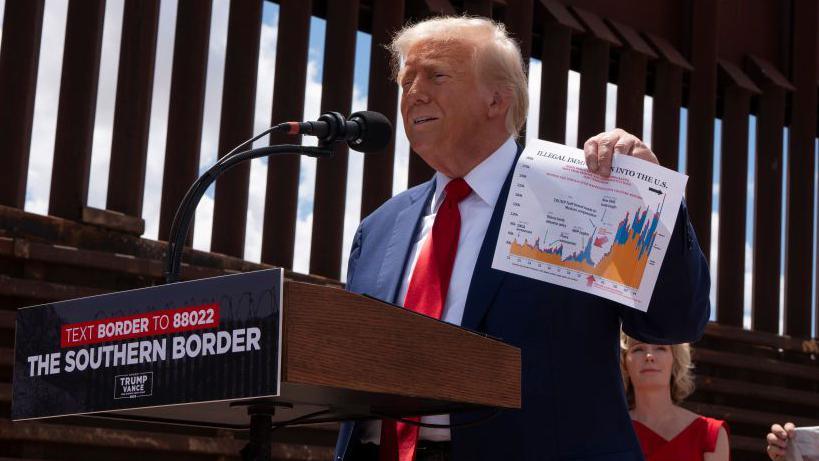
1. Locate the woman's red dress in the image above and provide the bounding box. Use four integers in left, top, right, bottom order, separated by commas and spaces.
633, 416, 728, 461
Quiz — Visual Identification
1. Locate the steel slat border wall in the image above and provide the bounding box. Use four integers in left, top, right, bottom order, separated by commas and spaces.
573, 7, 620, 148
2, 0, 817, 339
716, 61, 758, 327
684, 0, 718, 260
211, 0, 264, 258
785, 0, 818, 338
748, 56, 792, 334
360, 0, 405, 218
48, 0, 106, 221
310, 0, 360, 279
503, 0, 533, 143
157, 0, 213, 246
538, 2, 582, 145
610, 20, 655, 138
463, 0, 492, 17
646, 32, 689, 173
261, 0, 312, 269
106, 0, 160, 219
0, 0, 45, 209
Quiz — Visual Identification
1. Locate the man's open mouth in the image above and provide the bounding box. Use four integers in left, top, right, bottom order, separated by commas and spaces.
413, 116, 438, 125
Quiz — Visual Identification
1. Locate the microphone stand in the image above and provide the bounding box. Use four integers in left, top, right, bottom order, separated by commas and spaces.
163, 142, 333, 285
162, 142, 332, 461
161, 110, 388, 459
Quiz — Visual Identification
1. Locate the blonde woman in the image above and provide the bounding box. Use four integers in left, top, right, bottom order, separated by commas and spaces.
621, 333, 730, 461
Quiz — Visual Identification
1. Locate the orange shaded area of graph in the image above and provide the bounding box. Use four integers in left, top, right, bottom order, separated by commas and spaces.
509, 208, 659, 289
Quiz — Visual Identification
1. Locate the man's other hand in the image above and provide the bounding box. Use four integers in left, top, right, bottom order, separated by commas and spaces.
583, 128, 659, 177
766, 422, 796, 461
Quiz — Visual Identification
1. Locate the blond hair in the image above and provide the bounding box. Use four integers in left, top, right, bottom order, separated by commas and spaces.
389, 16, 529, 137
620, 332, 695, 405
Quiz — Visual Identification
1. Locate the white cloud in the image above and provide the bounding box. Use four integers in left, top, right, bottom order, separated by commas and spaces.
566, 70, 580, 147
291, 58, 324, 274
21, 2, 588, 278
142, 0, 178, 241
524, 64, 580, 148
251, 20, 278, 149
0, 0, 5, 45
744, 242, 753, 329
525, 59, 541, 144
393, 91, 410, 195
709, 211, 718, 318
605, 83, 617, 132
87, 0, 125, 209
23, 1, 760, 322
779, 273, 785, 334
137, 4, 283, 263
642, 95, 653, 148
192, 0, 230, 251
24, 0, 69, 215
135, 0, 235, 250
243, 15, 279, 263
292, 211, 313, 273
292, 33, 372, 280
678, 107, 688, 174
243, 157, 269, 263
340, 81, 369, 281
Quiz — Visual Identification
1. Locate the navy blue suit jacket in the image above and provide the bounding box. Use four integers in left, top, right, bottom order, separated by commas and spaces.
334, 146, 710, 460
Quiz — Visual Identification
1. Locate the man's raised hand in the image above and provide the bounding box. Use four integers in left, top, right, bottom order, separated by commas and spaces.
583, 128, 658, 177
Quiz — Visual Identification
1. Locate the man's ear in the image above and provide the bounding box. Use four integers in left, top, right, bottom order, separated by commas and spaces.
487, 88, 511, 120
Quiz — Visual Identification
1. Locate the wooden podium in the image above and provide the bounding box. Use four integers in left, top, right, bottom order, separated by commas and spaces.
12, 270, 520, 433
109, 280, 521, 427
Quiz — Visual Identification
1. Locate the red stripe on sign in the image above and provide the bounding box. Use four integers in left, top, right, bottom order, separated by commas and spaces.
60, 304, 220, 348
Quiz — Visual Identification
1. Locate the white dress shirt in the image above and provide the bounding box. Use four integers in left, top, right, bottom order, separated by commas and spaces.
360, 136, 518, 444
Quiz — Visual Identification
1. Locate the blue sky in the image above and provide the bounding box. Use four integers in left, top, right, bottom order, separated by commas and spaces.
1, 0, 814, 335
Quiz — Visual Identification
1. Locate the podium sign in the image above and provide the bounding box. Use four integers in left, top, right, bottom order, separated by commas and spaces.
12, 269, 283, 421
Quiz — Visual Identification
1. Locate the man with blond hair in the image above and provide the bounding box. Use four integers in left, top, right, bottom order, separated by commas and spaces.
335, 16, 710, 461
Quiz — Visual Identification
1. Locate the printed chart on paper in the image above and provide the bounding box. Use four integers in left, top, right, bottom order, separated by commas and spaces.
491, 139, 688, 310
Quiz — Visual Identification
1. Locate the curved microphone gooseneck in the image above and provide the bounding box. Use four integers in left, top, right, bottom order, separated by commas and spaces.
163, 111, 392, 284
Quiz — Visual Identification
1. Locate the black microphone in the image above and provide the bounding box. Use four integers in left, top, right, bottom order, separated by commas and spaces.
283, 111, 392, 153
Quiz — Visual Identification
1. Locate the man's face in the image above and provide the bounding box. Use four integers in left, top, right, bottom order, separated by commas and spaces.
398, 40, 493, 173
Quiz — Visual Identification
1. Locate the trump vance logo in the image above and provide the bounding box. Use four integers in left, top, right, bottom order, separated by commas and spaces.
114, 372, 153, 399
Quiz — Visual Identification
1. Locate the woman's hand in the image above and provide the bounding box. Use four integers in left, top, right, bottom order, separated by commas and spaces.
766, 422, 796, 460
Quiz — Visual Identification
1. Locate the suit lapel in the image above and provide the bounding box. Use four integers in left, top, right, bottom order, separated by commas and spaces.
460, 145, 523, 330
343, 182, 432, 461
374, 179, 435, 304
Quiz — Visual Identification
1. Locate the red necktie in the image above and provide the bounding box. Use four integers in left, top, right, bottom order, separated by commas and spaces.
380, 178, 472, 461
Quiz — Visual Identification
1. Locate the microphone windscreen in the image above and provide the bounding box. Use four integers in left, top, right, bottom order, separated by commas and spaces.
348, 111, 393, 153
